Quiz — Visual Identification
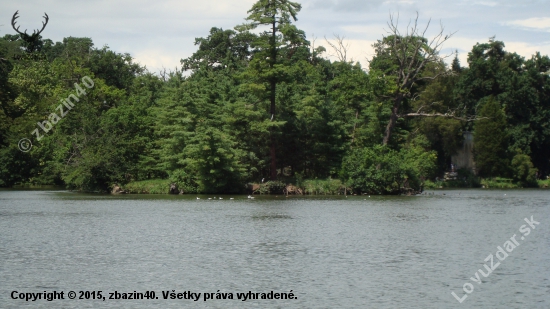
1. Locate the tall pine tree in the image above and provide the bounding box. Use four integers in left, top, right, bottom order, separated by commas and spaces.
237, 0, 304, 180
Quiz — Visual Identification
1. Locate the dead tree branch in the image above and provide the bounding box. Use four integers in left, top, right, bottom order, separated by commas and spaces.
400, 112, 488, 121
324, 34, 350, 62
377, 12, 457, 145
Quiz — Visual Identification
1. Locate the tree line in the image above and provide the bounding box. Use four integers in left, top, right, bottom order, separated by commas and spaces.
1, 1, 548, 194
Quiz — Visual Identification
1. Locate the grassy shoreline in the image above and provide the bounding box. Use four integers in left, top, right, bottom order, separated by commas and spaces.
118, 177, 549, 195
425, 177, 549, 189
5, 177, 549, 194
120, 179, 172, 194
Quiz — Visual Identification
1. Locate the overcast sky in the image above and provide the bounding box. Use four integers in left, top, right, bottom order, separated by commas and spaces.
1, 0, 549, 73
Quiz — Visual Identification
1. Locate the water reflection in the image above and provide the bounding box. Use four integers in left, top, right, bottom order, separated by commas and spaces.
0, 189, 548, 308
251, 214, 293, 220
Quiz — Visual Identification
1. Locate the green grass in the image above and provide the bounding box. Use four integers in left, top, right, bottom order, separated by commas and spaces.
11, 184, 63, 189
423, 179, 474, 189
300, 178, 345, 195
480, 177, 520, 189
538, 179, 550, 188
122, 179, 172, 194
424, 179, 481, 190
423, 180, 440, 189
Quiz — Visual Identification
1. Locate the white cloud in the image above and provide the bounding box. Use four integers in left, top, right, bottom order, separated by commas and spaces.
383, 0, 416, 4
472, 1, 498, 6
503, 41, 550, 59
308, 0, 386, 12
460, 0, 546, 6
321, 37, 375, 67
506, 17, 550, 32
442, 37, 550, 67
2, 0, 550, 72
133, 49, 183, 73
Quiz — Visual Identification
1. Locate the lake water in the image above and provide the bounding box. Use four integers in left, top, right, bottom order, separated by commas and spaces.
1, 189, 549, 308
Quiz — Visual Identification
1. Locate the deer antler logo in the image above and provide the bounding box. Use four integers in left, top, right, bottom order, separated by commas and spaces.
11, 10, 49, 53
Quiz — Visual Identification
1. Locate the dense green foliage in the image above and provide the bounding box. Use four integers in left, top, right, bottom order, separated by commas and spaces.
341, 136, 437, 194
510, 151, 538, 186
1, 2, 548, 193
474, 97, 509, 177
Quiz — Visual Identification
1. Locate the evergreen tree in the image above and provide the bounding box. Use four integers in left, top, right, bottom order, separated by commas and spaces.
237, 0, 304, 180
451, 51, 462, 73
473, 97, 508, 177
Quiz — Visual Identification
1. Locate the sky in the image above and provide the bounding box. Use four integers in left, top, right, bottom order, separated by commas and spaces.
1, 0, 549, 73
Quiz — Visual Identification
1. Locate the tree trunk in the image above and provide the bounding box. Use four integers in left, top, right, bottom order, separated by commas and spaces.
270, 80, 276, 180
382, 94, 403, 145
351, 109, 359, 144
270, 136, 277, 180
269, 16, 277, 180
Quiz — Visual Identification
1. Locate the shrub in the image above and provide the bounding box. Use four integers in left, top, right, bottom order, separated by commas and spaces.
256, 181, 286, 194
169, 169, 199, 194
511, 151, 538, 187
341, 138, 437, 194
480, 177, 519, 189
301, 178, 344, 195
123, 179, 171, 194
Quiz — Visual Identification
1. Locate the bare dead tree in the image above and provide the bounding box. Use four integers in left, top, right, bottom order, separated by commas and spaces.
310, 34, 316, 56
375, 12, 456, 145
159, 67, 168, 82
11, 10, 49, 53
324, 34, 350, 63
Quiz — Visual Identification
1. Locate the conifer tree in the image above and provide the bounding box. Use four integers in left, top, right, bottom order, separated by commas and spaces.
237, 0, 304, 180
474, 97, 509, 177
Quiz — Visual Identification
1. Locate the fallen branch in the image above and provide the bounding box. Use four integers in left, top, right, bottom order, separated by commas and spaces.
400, 112, 488, 121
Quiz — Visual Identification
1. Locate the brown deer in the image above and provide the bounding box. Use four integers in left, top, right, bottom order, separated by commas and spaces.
11, 10, 49, 53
